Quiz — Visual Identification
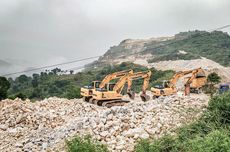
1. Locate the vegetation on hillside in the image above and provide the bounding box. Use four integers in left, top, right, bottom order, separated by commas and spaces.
66, 135, 108, 152
66, 91, 230, 152
5, 62, 174, 100
101, 31, 230, 67
203, 72, 222, 96
135, 91, 230, 152
147, 31, 230, 66
0, 76, 10, 100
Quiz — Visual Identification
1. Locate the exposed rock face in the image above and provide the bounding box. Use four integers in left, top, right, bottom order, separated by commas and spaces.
97, 37, 174, 65
0, 94, 208, 152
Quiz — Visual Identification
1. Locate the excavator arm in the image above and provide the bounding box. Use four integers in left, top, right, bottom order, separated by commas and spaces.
112, 73, 130, 94
169, 69, 195, 88
127, 70, 152, 101
99, 69, 133, 88
112, 70, 152, 101
184, 68, 206, 95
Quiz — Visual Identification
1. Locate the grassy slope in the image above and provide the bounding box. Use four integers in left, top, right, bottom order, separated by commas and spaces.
101, 31, 230, 67
135, 91, 230, 152
65, 91, 230, 152
147, 31, 230, 67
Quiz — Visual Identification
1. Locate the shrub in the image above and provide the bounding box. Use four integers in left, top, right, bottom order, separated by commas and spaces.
204, 91, 230, 127
186, 130, 230, 152
66, 135, 108, 152
0, 76, 10, 100
15, 92, 27, 100
134, 92, 230, 152
135, 136, 181, 152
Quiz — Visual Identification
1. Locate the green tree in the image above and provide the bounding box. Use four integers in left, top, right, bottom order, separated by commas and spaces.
66, 135, 108, 152
70, 70, 74, 74
0, 77, 10, 100
207, 72, 221, 85
51, 68, 62, 75
206, 72, 221, 96
64, 86, 81, 99
15, 92, 27, 100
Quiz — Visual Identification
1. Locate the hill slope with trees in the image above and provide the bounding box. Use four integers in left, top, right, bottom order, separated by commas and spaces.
97, 31, 230, 67
5, 62, 174, 100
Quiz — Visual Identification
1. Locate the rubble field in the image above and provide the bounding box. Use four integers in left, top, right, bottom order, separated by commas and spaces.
0, 94, 209, 152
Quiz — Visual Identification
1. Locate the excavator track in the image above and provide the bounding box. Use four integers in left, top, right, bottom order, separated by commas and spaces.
87, 98, 130, 108
101, 100, 130, 108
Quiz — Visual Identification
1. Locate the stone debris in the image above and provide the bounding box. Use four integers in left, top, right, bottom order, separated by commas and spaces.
0, 94, 209, 152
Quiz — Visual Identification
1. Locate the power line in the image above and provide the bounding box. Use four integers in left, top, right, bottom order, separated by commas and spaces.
1, 56, 100, 77
118, 24, 230, 58
68, 24, 230, 70
208, 24, 230, 32
1, 24, 230, 77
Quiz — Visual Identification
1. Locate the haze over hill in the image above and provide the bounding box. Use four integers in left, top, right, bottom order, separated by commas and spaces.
1, 0, 230, 76
97, 31, 230, 67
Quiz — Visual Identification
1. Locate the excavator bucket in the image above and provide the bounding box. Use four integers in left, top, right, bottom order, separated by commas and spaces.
127, 90, 135, 99
140, 92, 150, 101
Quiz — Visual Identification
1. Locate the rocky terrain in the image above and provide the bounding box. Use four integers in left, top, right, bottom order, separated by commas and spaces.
99, 36, 173, 63
0, 94, 209, 152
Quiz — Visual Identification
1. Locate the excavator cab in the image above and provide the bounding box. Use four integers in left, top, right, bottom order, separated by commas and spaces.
107, 83, 116, 91
153, 80, 170, 89
83, 81, 101, 89
96, 83, 116, 92
81, 81, 101, 101
92, 81, 101, 89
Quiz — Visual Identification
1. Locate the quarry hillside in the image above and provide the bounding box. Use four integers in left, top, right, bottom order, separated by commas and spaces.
88, 30, 230, 82
96, 31, 230, 67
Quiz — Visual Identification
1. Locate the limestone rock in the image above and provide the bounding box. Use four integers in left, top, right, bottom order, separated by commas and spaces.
0, 94, 209, 152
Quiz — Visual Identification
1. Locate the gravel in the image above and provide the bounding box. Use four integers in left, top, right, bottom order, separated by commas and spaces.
0, 94, 209, 152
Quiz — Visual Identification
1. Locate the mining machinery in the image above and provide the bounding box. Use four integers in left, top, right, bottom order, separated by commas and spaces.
89, 70, 152, 107
151, 67, 206, 98
80, 69, 133, 102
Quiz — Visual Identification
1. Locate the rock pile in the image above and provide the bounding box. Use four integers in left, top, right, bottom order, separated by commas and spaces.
0, 94, 208, 152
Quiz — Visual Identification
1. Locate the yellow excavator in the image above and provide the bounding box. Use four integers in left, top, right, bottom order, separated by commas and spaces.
151, 67, 206, 98
80, 69, 133, 102
90, 70, 152, 107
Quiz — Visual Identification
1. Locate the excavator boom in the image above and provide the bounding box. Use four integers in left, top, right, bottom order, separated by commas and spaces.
127, 70, 152, 101
99, 69, 133, 88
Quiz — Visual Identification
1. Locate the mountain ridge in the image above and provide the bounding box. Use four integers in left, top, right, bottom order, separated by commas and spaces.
94, 30, 230, 67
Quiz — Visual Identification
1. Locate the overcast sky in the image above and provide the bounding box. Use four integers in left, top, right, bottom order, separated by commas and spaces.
0, 0, 230, 75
